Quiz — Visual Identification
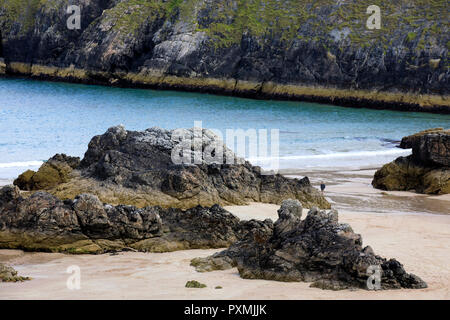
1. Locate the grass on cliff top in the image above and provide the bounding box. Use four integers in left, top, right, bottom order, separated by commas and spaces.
0, 0, 65, 34
75, 0, 450, 52
193, 0, 449, 49
0, 0, 448, 52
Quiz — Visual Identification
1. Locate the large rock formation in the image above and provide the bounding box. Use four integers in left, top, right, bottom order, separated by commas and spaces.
373, 128, 449, 194
14, 125, 330, 209
0, 185, 245, 253
0, 187, 427, 290
191, 200, 427, 290
0, 0, 448, 113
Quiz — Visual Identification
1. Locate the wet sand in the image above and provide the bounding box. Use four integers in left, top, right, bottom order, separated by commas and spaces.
1, 168, 449, 299
287, 168, 450, 215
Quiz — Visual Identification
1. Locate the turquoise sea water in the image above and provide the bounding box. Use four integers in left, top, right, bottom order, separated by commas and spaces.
0, 77, 449, 180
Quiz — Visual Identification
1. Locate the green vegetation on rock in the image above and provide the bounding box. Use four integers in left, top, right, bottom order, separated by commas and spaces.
0, 263, 31, 282
185, 280, 207, 288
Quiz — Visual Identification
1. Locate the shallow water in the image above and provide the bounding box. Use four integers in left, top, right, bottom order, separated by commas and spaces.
1, 77, 449, 179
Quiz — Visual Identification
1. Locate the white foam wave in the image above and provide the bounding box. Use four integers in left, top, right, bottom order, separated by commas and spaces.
0, 161, 44, 168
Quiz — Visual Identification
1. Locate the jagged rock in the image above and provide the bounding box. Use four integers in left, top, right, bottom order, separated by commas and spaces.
373, 129, 449, 194
0, 263, 30, 282
0, 185, 244, 253
0, 1, 449, 112
14, 154, 80, 191
16, 126, 329, 209
192, 200, 427, 290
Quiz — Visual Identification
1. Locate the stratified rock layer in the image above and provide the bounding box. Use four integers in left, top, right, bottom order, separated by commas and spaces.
191, 200, 427, 290
0, 185, 243, 253
15, 125, 330, 209
373, 128, 449, 194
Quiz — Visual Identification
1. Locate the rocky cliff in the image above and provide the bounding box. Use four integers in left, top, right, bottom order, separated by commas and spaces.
0, 0, 448, 112
191, 200, 427, 290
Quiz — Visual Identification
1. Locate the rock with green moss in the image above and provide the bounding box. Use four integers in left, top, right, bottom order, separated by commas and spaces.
13, 154, 80, 191
373, 129, 450, 194
0, 263, 30, 282
185, 280, 207, 288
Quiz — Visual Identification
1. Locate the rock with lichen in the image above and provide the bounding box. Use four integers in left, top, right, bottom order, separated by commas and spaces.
0, 263, 30, 282
14, 125, 329, 210
13, 154, 80, 191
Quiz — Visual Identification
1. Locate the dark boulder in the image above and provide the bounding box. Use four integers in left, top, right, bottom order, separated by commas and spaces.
192, 200, 427, 290
399, 128, 445, 149
373, 129, 449, 194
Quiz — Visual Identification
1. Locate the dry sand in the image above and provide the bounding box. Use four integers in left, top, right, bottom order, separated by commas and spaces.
0, 168, 449, 300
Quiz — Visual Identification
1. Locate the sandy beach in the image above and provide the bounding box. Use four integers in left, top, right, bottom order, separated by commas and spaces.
0, 168, 449, 300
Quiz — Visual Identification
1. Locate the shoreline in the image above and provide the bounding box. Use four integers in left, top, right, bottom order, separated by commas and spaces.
1, 65, 449, 114
2, 166, 449, 215
291, 167, 450, 216
1, 167, 449, 299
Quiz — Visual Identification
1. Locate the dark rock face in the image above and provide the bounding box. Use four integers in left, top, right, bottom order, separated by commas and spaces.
15, 125, 330, 209
399, 128, 445, 149
192, 200, 427, 290
373, 129, 449, 194
0, 185, 243, 253
410, 132, 450, 167
0, 1, 448, 112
